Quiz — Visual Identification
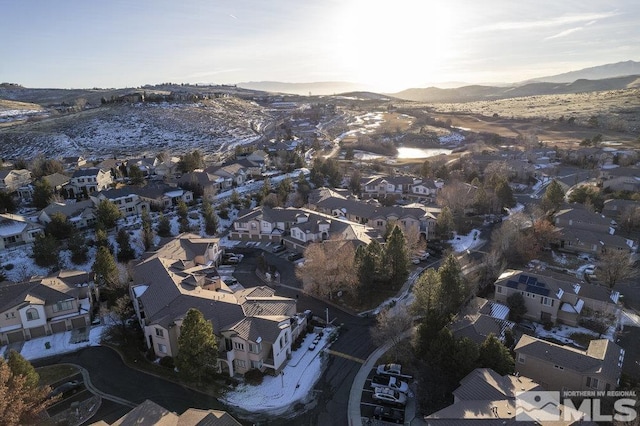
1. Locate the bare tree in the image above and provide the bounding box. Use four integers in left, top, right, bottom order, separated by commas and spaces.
371, 307, 413, 362
296, 240, 357, 299
598, 250, 638, 289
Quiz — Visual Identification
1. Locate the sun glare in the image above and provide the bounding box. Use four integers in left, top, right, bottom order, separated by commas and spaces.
331, 1, 456, 92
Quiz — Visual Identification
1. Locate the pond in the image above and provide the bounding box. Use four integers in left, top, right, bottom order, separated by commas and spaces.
396, 147, 452, 159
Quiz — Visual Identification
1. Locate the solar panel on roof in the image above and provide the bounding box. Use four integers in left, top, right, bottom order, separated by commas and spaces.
507, 280, 519, 289
526, 285, 550, 296
518, 275, 528, 283
527, 276, 538, 285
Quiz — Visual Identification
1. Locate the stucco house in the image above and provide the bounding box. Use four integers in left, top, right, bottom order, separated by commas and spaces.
38, 200, 97, 229
67, 168, 113, 198
91, 187, 150, 218
0, 270, 94, 344
129, 234, 304, 377
515, 335, 624, 392
0, 169, 32, 193
599, 166, 640, 193
0, 213, 44, 250
493, 269, 620, 326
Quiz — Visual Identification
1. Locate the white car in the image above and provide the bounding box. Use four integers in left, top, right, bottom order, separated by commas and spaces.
372, 387, 407, 407
376, 363, 402, 376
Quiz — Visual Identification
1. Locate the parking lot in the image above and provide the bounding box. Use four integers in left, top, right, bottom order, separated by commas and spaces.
359, 366, 414, 424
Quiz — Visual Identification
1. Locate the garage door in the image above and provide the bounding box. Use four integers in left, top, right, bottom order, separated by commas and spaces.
29, 326, 47, 338
71, 317, 87, 329
7, 330, 24, 343
51, 321, 67, 334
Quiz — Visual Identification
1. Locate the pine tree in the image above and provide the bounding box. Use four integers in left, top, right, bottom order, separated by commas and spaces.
96, 199, 123, 229
93, 245, 119, 289
128, 164, 145, 186
435, 206, 454, 239
32, 234, 60, 268
116, 228, 136, 262
45, 212, 74, 241
495, 179, 516, 209
542, 180, 565, 211
6, 351, 39, 389
156, 213, 172, 238
32, 180, 53, 210
67, 231, 88, 264
478, 334, 515, 375
177, 201, 190, 233
201, 201, 218, 236
438, 253, 467, 314
175, 308, 218, 383
141, 210, 154, 250
382, 226, 409, 289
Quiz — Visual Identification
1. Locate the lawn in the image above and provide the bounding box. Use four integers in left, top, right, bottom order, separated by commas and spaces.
37, 364, 79, 386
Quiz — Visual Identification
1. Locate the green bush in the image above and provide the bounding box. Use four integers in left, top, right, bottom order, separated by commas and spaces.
159, 356, 175, 369
244, 368, 264, 385
3, 264, 13, 270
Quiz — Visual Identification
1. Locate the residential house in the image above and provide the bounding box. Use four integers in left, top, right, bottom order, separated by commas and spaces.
135, 184, 193, 211
130, 234, 304, 377
247, 149, 270, 168
0, 213, 44, 250
154, 156, 181, 179
235, 157, 265, 177
177, 171, 220, 199
38, 200, 97, 229
554, 207, 615, 235
360, 175, 415, 199
309, 188, 439, 240
602, 199, 640, 221
514, 334, 624, 392
92, 399, 241, 426
91, 187, 150, 218
449, 297, 514, 345
599, 166, 640, 193
205, 163, 247, 188
0, 270, 94, 344
67, 168, 113, 198
229, 206, 380, 250
128, 157, 159, 176
0, 169, 32, 193
61, 156, 87, 171
42, 172, 71, 192
425, 368, 588, 425
552, 169, 596, 194
409, 179, 442, 202
493, 269, 620, 326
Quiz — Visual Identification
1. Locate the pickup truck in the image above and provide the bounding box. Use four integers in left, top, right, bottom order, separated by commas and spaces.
376, 363, 402, 376
370, 374, 409, 393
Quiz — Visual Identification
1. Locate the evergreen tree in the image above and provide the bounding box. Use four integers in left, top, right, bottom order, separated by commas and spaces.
495, 179, 516, 209
230, 189, 241, 207
411, 268, 442, 318
45, 212, 74, 241
128, 164, 145, 186
356, 240, 383, 291
156, 213, 172, 238
93, 245, 119, 289
201, 201, 218, 236
382, 226, 410, 289
32, 180, 53, 210
32, 234, 60, 268
177, 200, 190, 233
0, 192, 17, 213
94, 228, 110, 250
478, 334, 515, 375
6, 351, 39, 389
435, 206, 454, 239
348, 169, 362, 194
438, 253, 467, 314
542, 180, 565, 211
506, 292, 527, 322
116, 228, 136, 262
141, 210, 154, 251
96, 200, 122, 229
277, 177, 293, 204
67, 231, 88, 264
0, 356, 54, 425
175, 308, 218, 383
452, 337, 480, 382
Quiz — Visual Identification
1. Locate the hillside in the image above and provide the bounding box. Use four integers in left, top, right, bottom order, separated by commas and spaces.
237, 81, 373, 96
393, 75, 640, 103
0, 97, 275, 160
526, 60, 640, 84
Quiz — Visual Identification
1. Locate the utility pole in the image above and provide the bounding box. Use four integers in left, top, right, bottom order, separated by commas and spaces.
325, 307, 329, 325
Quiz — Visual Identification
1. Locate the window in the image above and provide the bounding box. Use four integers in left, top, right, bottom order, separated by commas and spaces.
155, 328, 164, 338
586, 377, 599, 389
251, 360, 262, 369
541, 297, 554, 307
376, 221, 384, 227
554, 365, 564, 370
234, 342, 245, 351
53, 300, 73, 312
5, 312, 15, 319
26, 308, 39, 321
518, 354, 526, 364
249, 343, 261, 353
496, 286, 503, 294
158, 343, 167, 354
234, 359, 246, 369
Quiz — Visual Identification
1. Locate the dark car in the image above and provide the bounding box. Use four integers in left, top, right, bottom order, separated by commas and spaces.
287, 252, 303, 261
373, 405, 404, 423
272, 244, 286, 253
50, 381, 83, 398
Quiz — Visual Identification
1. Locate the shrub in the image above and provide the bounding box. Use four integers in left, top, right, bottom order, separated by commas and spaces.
244, 368, 264, 385
159, 356, 175, 369
543, 321, 553, 331
3, 263, 13, 270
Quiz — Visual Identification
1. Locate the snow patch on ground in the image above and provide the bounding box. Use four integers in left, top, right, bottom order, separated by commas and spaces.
1, 325, 105, 360
448, 229, 484, 253
222, 329, 334, 416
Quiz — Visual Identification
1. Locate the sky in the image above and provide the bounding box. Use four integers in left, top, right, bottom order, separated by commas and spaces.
1, 0, 639, 92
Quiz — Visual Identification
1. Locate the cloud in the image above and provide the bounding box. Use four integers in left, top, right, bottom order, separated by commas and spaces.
544, 27, 584, 40
469, 11, 618, 33
229, 14, 238, 20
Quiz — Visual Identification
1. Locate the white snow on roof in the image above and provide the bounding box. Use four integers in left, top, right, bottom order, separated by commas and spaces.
0, 222, 27, 237
165, 190, 184, 197
560, 299, 584, 314
0, 324, 22, 333
489, 301, 510, 320
133, 285, 149, 297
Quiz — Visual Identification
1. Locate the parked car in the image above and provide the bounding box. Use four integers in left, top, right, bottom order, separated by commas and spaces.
370, 374, 409, 393
415, 251, 430, 260
376, 363, 402, 376
516, 320, 537, 334
410, 257, 421, 264
373, 405, 405, 423
287, 252, 303, 261
222, 256, 240, 265
272, 244, 286, 253
372, 387, 407, 407
49, 381, 83, 398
